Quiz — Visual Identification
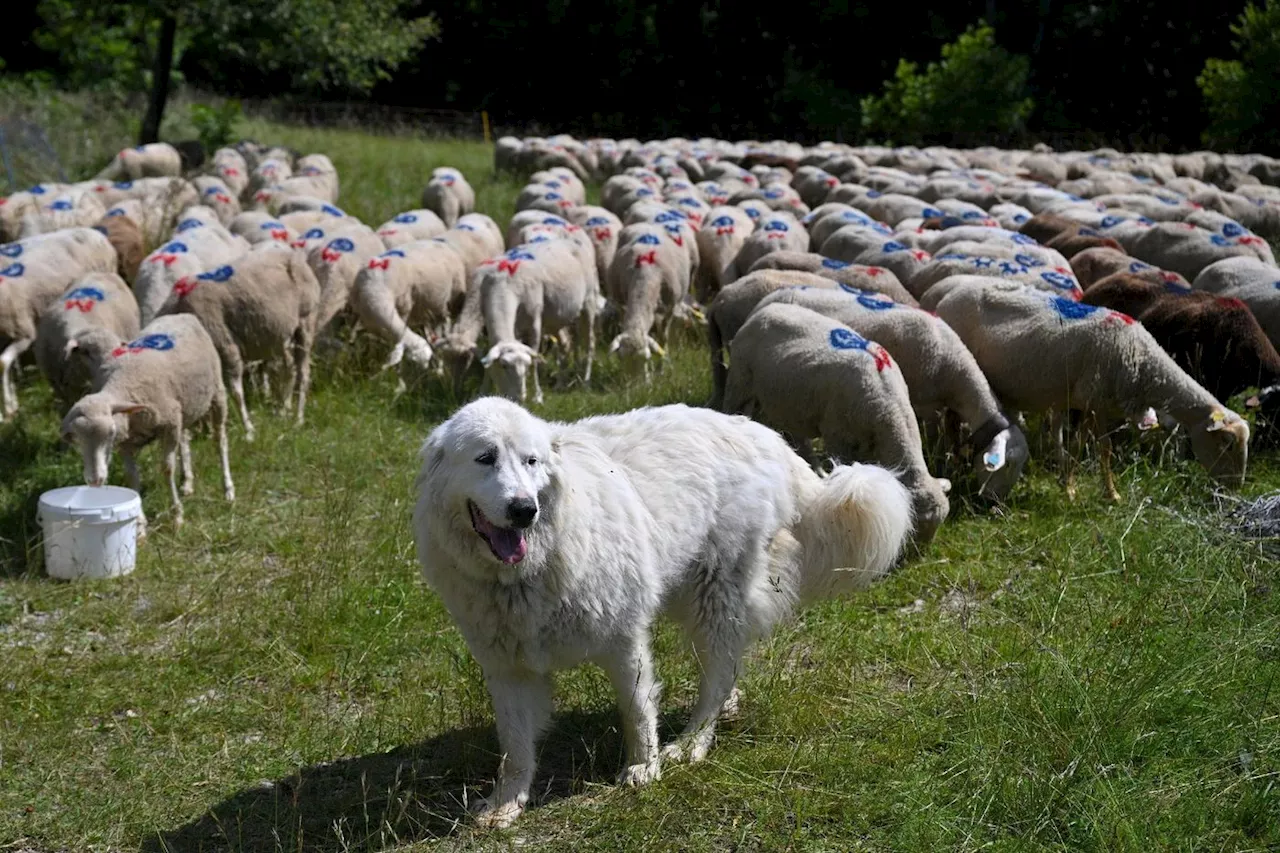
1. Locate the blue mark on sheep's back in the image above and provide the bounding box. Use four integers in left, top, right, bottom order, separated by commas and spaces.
1041, 271, 1077, 290
1, 263, 24, 277
393, 213, 419, 223
303, 228, 325, 240
321, 205, 344, 216
0, 244, 22, 258
829, 327, 872, 351
1014, 253, 1044, 267
176, 219, 203, 232
66, 286, 106, 301
1011, 233, 1035, 244
507, 248, 536, 261
124, 333, 175, 352
881, 241, 907, 253
161, 241, 188, 254
197, 265, 234, 282
585, 217, 611, 227
1049, 297, 1099, 319
921, 207, 944, 219
708, 215, 735, 228
1223, 222, 1245, 237
1100, 215, 1123, 229
327, 238, 355, 253
636, 233, 661, 245
49, 199, 72, 211
822, 258, 849, 269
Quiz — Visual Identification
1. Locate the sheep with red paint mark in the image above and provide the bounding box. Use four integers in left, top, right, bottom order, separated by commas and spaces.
693, 206, 756, 303
304, 223, 386, 332
34, 271, 140, 411
745, 251, 917, 305
934, 281, 1250, 501
729, 212, 807, 284
375, 209, 448, 248
1131, 221, 1275, 281
60, 312, 234, 535
566, 205, 624, 288
424, 168, 477, 227
160, 245, 320, 439
720, 301, 950, 545
606, 224, 691, 381
134, 221, 249, 326
229, 211, 297, 247
192, 176, 242, 226
209, 147, 249, 197
820, 227, 935, 297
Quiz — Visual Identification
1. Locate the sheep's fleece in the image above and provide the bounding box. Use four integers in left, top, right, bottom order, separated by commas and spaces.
413, 397, 913, 828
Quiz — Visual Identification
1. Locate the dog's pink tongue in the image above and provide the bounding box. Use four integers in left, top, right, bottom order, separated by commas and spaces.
489, 527, 528, 564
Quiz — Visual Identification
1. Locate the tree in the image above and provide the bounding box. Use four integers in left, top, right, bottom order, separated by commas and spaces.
860, 22, 1034, 146
1198, 0, 1280, 151
31, 0, 439, 144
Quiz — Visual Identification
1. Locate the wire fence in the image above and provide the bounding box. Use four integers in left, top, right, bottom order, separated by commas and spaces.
239, 98, 492, 142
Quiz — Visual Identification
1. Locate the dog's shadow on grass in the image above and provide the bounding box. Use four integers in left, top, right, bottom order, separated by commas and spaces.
141, 706, 674, 852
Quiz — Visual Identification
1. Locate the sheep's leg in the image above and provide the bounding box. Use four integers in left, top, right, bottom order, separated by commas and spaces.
294, 328, 313, 426
121, 451, 142, 492
275, 338, 297, 419
161, 424, 184, 528
212, 385, 235, 502
1, 338, 34, 418
179, 428, 195, 496
1050, 409, 1077, 501
579, 308, 596, 384
531, 361, 544, 405
225, 350, 255, 442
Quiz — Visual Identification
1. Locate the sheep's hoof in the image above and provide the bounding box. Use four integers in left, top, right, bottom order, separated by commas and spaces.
1106, 489, 1122, 504
225, 487, 236, 502
181, 482, 195, 497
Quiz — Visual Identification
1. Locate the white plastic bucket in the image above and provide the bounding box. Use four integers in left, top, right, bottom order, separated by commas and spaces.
37, 485, 142, 580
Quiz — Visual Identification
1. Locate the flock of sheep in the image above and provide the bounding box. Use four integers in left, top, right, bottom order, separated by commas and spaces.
2, 132, 1279, 544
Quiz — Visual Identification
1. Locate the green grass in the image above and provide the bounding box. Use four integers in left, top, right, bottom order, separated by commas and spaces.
4, 122, 1280, 853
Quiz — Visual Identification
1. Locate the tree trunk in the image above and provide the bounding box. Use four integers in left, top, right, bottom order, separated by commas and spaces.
139, 14, 178, 145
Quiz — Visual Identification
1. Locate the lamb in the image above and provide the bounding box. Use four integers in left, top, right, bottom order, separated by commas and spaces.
607, 225, 690, 379
60, 313, 234, 533
304, 224, 387, 332
160, 245, 320, 439
0, 228, 119, 419
375, 209, 448, 248
1082, 273, 1280, 403
34, 272, 141, 412
423, 168, 476, 226
476, 240, 599, 403
351, 240, 467, 371
134, 223, 249, 326
94, 143, 184, 181
721, 302, 950, 544
706, 269, 842, 409
745, 251, 918, 305
757, 285, 1029, 499
934, 282, 1250, 500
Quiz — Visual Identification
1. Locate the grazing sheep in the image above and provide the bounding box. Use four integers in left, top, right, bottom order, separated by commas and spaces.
476, 240, 599, 403
1130, 222, 1275, 281
423, 169, 477, 226
607, 225, 690, 379
694, 207, 757, 302
192, 177, 242, 225
721, 302, 950, 544
435, 213, 506, 281
229, 211, 297, 247
352, 240, 467, 371
162, 246, 320, 439
730, 213, 808, 282
567, 205, 624, 287
706, 269, 842, 409
0, 228, 119, 419
1070, 246, 1190, 291
820, 227, 935, 296
1191, 256, 1280, 295
60, 313, 234, 533
934, 282, 1250, 500
376, 209, 448, 247
210, 147, 249, 197
746, 251, 918, 305
305, 224, 386, 332
247, 157, 293, 202
757, 285, 1029, 499
16, 191, 107, 237
95, 143, 184, 181
134, 224, 249, 326
92, 214, 145, 283
1082, 273, 1280, 403
35, 272, 141, 412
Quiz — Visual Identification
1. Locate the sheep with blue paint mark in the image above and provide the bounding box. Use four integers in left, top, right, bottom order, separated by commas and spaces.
729, 212, 808, 284
60, 312, 234, 535
230, 211, 297, 247
424, 168, 477, 227
209, 147, 249, 197
16, 190, 107, 238
820, 227, 935, 297
694, 206, 756, 303
134, 221, 249, 326
755, 285, 1029, 500
161, 245, 320, 439
376, 209, 448, 248
1131, 221, 1276, 280
744, 251, 917, 305
192, 176, 242, 226
35, 272, 141, 412
720, 301, 950, 544
934, 280, 1250, 500
567, 206, 624, 287
606, 224, 691, 380
304, 223, 386, 332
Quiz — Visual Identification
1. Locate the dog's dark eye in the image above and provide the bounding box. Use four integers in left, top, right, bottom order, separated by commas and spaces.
525, 456, 538, 466
475, 450, 497, 466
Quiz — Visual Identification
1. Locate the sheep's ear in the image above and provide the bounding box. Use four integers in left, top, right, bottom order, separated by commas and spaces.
1137, 407, 1161, 431
63, 338, 81, 359
1206, 409, 1229, 431
982, 430, 1009, 472
608, 334, 623, 354
111, 402, 149, 416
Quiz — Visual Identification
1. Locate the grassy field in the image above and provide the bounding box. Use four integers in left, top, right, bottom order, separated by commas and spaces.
3, 120, 1280, 852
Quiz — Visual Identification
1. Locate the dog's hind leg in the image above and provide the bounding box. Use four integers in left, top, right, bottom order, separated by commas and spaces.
473, 671, 553, 829
600, 634, 662, 787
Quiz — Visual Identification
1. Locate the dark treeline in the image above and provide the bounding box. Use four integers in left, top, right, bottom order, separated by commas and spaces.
5, 1, 1253, 150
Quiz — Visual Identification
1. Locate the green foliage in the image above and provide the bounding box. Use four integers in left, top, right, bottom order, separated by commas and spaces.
31, 0, 169, 92
188, 98, 241, 151
1198, 0, 1280, 151
861, 22, 1034, 145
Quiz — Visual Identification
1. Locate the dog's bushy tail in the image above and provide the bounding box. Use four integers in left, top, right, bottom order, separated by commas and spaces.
789, 462, 913, 607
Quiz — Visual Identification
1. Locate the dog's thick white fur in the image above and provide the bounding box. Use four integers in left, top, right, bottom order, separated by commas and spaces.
413, 397, 913, 828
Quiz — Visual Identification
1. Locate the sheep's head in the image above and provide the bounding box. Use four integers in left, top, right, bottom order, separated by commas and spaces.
1190, 408, 1250, 487
608, 331, 664, 380
912, 476, 951, 546
481, 341, 541, 402
60, 393, 148, 487
973, 420, 1030, 502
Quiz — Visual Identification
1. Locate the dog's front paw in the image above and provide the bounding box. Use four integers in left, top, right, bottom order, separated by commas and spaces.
660, 741, 686, 764
617, 760, 661, 788
719, 686, 743, 721
471, 798, 523, 830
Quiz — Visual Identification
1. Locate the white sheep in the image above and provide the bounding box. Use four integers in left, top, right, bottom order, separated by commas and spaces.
35, 272, 141, 412
210, 147, 249, 197
607, 224, 690, 380
1131, 222, 1275, 280
728, 212, 807, 282
375, 209, 448, 247
435, 213, 506, 280
934, 281, 1250, 500
229, 211, 297, 247
757, 285, 1029, 499
352, 240, 467, 371
134, 223, 249, 326
721, 301, 950, 543
160, 244, 319, 439
191, 176, 242, 226
567, 205, 624, 287
304, 224, 387, 332
820, 227, 935, 296
694, 206, 756, 302
60, 312, 234, 533
0, 228, 119, 419
16, 190, 106, 237
423, 168, 477, 226
95, 143, 183, 181
745, 251, 918, 305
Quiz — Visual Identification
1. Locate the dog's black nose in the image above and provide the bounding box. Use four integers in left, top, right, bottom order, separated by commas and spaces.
507, 497, 538, 528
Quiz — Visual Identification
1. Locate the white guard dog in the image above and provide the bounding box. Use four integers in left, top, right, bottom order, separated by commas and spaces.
413, 397, 913, 828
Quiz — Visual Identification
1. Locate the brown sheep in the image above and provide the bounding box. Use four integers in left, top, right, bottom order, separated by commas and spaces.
1072, 246, 1191, 291
1045, 231, 1123, 260
1082, 273, 1280, 404
93, 215, 146, 284
1018, 213, 1084, 245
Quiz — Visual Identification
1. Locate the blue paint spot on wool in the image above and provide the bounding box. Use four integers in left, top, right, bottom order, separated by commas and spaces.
1223, 222, 1245, 237
636, 234, 661, 245
585, 217, 611, 227
197, 265, 234, 282
1041, 271, 1077, 290
176, 219, 203, 232
1049, 297, 1099, 319
1014, 253, 1044, 267
326, 238, 355, 253
822, 258, 849, 269
303, 228, 325, 240
160, 241, 188, 254
0, 263, 24, 277
393, 213, 418, 223
0, 244, 21, 258
66, 286, 106, 301
49, 199, 72, 211
881, 241, 907, 252
829, 327, 872, 351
